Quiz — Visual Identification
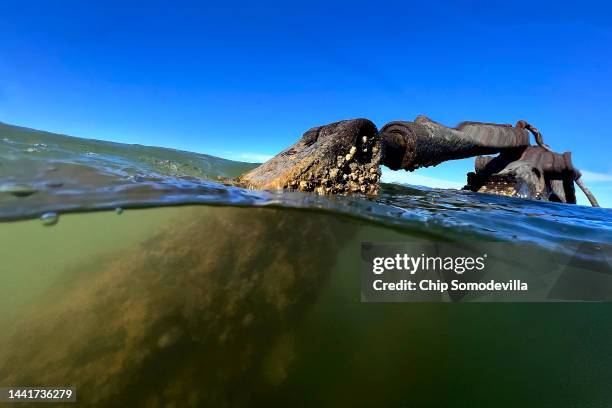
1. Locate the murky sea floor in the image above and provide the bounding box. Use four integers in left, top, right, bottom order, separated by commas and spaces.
1, 205, 611, 407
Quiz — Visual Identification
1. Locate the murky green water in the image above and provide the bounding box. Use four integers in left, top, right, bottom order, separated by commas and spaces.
1, 122, 612, 406
0, 206, 611, 406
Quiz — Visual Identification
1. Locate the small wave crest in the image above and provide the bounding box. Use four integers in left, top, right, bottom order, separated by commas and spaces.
1, 122, 611, 248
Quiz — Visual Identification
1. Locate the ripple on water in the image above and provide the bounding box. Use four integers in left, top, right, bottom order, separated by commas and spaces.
0, 121, 611, 246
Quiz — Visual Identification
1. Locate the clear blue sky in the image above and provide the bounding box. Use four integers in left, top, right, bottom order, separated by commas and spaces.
1, 1, 611, 206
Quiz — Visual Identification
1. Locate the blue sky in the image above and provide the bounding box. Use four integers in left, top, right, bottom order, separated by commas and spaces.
1, 1, 611, 206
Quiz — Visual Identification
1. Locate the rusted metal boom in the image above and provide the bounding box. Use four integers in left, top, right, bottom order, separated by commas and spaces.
380, 116, 530, 171
237, 116, 599, 207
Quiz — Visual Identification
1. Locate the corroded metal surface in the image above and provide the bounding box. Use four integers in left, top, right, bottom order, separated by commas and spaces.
467, 146, 579, 204
380, 116, 530, 171
237, 116, 598, 206
239, 119, 381, 195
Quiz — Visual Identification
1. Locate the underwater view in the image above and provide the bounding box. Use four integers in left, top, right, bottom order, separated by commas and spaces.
1, 122, 612, 406
3, 0, 612, 405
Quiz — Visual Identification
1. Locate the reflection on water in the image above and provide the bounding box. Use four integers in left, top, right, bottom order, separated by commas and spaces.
1, 206, 612, 407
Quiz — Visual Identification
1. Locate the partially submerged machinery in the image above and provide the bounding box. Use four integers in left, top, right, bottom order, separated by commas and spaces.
238, 116, 598, 207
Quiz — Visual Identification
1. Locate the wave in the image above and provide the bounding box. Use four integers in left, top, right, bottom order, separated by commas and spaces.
1, 121, 611, 247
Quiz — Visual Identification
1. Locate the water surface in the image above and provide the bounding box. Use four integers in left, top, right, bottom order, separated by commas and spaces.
1, 122, 612, 406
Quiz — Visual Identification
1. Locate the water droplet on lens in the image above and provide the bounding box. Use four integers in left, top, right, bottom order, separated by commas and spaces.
40, 212, 59, 226
115, 207, 124, 215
